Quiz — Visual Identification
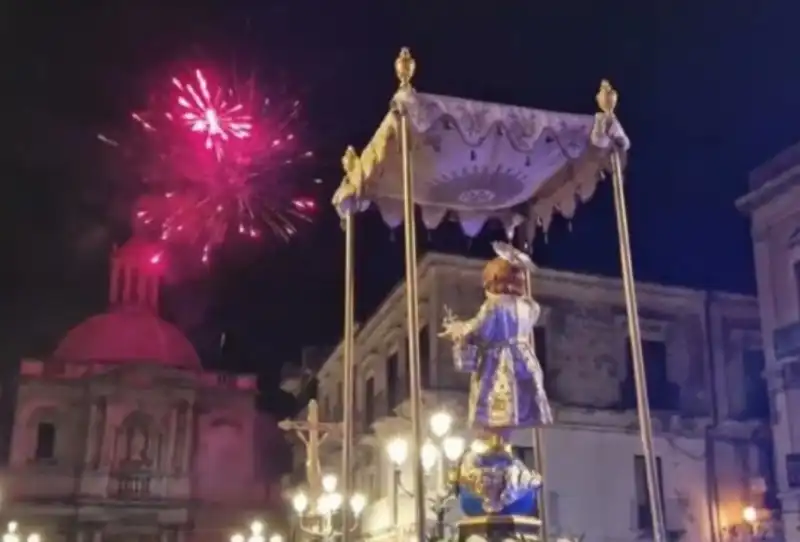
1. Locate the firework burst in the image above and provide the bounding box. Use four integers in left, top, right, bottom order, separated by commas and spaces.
172, 69, 253, 160
99, 67, 318, 263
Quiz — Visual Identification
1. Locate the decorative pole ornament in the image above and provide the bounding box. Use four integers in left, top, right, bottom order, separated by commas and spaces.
342, 146, 360, 179
596, 79, 618, 116
395, 47, 416, 90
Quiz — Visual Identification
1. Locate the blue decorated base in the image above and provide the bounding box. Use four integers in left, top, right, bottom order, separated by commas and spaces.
453, 444, 542, 518
459, 486, 538, 517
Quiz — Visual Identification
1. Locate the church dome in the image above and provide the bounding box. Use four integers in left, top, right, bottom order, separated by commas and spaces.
53, 307, 201, 369
52, 237, 201, 369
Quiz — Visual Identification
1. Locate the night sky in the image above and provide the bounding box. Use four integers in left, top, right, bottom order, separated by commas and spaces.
4, 1, 800, 414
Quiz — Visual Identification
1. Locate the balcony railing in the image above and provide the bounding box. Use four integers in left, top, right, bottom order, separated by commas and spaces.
110, 472, 152, 499
774, 321, 800, 360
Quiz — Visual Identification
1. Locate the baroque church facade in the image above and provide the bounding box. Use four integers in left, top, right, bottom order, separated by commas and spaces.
2, 239, 278, 542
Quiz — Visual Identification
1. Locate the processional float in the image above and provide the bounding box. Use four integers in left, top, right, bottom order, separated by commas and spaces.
332, 48, 666, 542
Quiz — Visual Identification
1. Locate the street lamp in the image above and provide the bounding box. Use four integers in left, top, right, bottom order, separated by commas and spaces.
719, 505, 782, 542
3, 522, 40, 542
292, 473, 367, 540
231, 520, 281, 542
385, 411, 466, 541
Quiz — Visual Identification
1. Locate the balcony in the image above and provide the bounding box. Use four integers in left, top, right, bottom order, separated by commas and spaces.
774, 321, 800, 360
111, 472, 152, 499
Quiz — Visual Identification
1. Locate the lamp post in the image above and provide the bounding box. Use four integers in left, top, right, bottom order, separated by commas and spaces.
720, 505, 781, 542
3, 522, 41, 542
386, 411, 466, 542
280, 401, 367, 541
230, 521, 285, 542
291, 473, 367, 541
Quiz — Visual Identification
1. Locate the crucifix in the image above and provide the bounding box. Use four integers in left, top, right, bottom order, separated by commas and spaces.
279, 399, 341, 495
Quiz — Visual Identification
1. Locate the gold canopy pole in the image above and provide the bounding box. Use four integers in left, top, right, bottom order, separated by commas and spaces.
598, 80, 667, 542
522, 271, 549, 542
395, 47, 427, 542
340, 190, 356, 542
517, 225, 549, 541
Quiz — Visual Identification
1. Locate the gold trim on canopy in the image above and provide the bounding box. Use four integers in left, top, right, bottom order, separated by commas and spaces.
333, 86, 629, 238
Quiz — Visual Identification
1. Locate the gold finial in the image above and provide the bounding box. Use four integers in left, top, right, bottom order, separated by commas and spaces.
395, 47, 416, 90
596, 79, 618, 115
342, 145, 359, 174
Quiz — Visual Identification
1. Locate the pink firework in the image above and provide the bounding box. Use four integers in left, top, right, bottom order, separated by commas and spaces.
99, 66, 318, 265
172, 69, 253, 159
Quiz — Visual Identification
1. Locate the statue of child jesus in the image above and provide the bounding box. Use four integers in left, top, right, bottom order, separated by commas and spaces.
440, 242, 553, 435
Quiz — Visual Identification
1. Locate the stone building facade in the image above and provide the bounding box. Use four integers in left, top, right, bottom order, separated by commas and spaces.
738, 141, 800, 538
282, 252, 775, 542
2, 239, 277, 542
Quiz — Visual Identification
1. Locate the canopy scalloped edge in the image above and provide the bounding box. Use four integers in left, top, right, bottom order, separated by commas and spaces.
333, 88, 630, 239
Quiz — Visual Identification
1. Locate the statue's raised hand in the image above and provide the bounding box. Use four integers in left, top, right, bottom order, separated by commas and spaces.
439, 305, 465, 339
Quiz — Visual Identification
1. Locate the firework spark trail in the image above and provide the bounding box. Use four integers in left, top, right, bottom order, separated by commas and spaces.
173, 70, 253, 160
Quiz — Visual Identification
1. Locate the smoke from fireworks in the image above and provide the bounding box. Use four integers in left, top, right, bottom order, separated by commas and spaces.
99, 68, 318, 264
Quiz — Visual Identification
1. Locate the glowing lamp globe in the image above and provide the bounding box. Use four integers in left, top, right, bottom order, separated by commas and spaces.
350, 493, 367, 516
321, 474, 338, 493
429, 411, 453, 438
292, 493, 308, 514
421, 441, 440, 472
443, 436, 466, 461
386, 437, 409, 466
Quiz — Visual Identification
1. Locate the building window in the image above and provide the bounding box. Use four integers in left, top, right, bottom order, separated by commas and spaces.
620, 339, 679, 411
34, 422, 56, 461
741, 349, 770, 420
419, 325, 430, 387
364, 377, 375, 431
387, 352, 399, 410
634, 454, 665, 531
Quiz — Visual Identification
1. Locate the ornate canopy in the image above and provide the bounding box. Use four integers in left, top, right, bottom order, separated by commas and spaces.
333, 82, 630, 239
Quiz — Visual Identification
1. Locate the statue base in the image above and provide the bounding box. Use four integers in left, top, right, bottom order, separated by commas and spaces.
456, 515, 541, 542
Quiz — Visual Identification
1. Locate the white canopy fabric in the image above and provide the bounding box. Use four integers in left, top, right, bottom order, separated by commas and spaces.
333, 88, 630, 238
